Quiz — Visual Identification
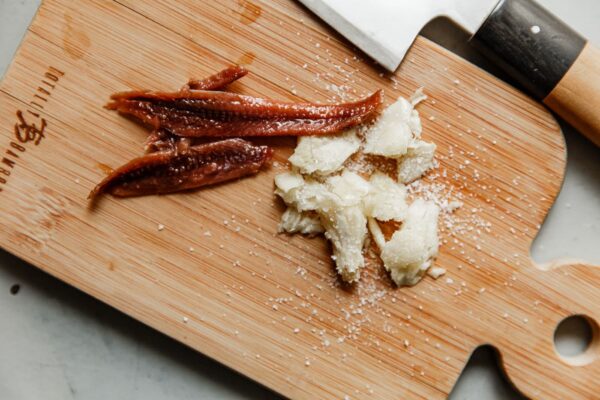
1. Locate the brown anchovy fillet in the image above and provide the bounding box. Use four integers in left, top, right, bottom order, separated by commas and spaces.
111, 100, 378, 138
144, 129, 187, 153
109, 89, 382, 119
183, 66, 248, 91
143, 67, 249, 153
89, 138, 272, 199
106, 90, 383, 137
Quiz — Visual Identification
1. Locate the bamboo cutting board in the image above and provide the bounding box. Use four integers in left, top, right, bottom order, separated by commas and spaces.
0, 0, 599, 398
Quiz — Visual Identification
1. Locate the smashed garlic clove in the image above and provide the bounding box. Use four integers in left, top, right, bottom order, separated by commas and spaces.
427, 266, 447, 279
289, 128, 361, 176
363, 94, 426, 157
278, 207, 324, 235
275, 172, 335, 212
397, 140, 436, 183
275, 171, 369, 283
379, 199, 440, 286
274, 171, 305, 195
364, 172, 408, 222
325, 170, 370, 208
363, 98, 414, 157
367, 217, 386, 251
320, 206, 367, 283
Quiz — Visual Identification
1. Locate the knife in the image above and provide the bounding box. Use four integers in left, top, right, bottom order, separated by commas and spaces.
299, 0, 600, 146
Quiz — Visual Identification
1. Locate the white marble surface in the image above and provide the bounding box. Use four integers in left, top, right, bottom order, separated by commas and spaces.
0, 1, 598, 399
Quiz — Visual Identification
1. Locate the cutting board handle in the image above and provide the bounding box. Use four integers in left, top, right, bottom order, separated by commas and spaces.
471, 0, 600, 146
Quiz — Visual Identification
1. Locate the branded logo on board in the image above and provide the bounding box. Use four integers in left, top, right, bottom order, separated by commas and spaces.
0, 66, 64, 192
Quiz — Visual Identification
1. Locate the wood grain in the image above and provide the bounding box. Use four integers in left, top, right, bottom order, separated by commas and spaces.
0, 1, 598, 399
544, 43, 600, 146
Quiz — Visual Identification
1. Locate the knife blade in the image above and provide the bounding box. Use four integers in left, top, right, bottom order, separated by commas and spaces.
298, 0, 499, 71
299, 0, 600, 146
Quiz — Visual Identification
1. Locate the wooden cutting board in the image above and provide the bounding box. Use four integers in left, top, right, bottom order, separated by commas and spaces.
0, 0, 598, 398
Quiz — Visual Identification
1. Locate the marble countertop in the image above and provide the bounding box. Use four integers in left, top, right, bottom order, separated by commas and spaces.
0, 0, 598, 399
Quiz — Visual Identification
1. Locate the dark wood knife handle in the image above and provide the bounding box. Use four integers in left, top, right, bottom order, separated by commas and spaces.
471, 0, 600, 146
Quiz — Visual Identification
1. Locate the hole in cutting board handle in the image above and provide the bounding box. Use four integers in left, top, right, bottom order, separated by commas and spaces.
554, 315, 599, 366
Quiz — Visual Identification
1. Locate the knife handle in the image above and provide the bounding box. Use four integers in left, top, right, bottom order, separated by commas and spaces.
471, 0, 600, 146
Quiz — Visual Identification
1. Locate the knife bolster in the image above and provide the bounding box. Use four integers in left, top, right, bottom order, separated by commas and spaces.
470, 0, 585, 100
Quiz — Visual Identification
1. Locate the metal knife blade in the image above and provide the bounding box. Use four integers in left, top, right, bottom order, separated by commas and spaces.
298, 0, 500, 71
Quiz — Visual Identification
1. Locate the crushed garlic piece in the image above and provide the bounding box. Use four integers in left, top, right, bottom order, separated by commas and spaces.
278, 207, 324, 235
275, 90, 448, 285
289, 128, 360, 175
